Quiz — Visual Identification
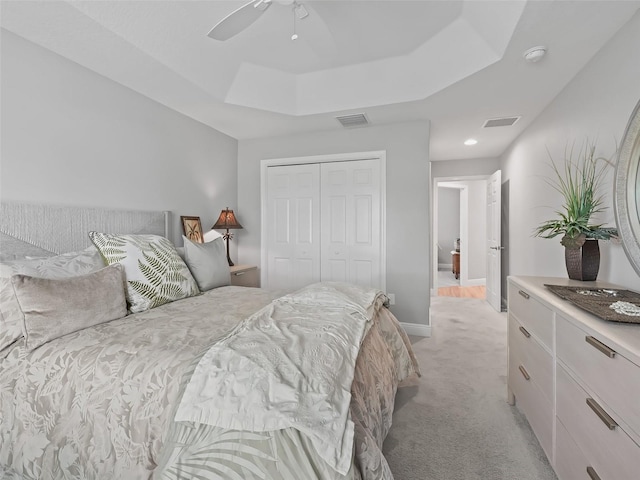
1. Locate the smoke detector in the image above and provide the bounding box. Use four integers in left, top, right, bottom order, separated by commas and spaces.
523, 46, 547, 63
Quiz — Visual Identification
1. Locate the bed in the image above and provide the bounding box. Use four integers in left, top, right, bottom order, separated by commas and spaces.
0, 203, 419, 480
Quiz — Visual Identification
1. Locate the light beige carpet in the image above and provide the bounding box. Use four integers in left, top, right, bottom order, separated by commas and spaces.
383, 296, 557, 480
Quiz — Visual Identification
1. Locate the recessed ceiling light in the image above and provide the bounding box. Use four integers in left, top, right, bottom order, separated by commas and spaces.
464, 138, 478, 146
523, 46, 547, 63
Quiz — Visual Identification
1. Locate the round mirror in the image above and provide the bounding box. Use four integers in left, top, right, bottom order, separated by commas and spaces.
614, 99, 640, 277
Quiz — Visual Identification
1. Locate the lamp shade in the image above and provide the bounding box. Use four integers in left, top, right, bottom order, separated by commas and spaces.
212, 208, 243, 230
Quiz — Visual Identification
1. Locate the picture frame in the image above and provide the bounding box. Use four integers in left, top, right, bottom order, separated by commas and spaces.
180, 216, 204, 243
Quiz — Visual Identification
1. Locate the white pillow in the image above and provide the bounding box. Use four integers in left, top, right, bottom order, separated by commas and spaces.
0, 247, 105, 354
203, 229, 222, 241
182, 235, 230, 291
89, 232, 200, 313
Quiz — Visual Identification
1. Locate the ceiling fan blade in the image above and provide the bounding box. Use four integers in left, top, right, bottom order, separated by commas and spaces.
208, 0, 270, 41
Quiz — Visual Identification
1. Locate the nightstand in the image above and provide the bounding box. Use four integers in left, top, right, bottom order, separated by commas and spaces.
230, 265, 259, 288
451, 251, 460, 279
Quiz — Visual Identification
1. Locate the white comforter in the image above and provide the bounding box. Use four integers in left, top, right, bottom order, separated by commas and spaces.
175, 282, 385, 475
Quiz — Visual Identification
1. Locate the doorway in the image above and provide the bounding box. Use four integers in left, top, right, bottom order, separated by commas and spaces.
432, 176, 489, 300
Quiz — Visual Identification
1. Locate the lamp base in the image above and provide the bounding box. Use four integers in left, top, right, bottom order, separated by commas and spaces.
224, 230, 234, 267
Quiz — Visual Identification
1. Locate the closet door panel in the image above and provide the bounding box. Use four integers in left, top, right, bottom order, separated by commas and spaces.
327, 259, 347, 283
355, 195, 372, 244
266, 164, 320, 290
274, 198, 290, 243
353, 260, 373, 286
321, 159, 382, 288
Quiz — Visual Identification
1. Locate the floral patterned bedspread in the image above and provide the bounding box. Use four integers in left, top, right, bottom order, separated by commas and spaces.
0, 286, 419, 480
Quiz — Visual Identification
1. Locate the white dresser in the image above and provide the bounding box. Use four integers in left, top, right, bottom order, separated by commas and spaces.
507, 276, 640, 480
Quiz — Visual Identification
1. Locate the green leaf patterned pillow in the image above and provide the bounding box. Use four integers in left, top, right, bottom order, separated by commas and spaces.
89, 232, 200, 313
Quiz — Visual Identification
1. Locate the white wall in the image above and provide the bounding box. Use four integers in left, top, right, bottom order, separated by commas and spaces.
0, 30, 238, 246
501, 10, 640, 289
437, 187, 460, 266
238, 122, 431, 327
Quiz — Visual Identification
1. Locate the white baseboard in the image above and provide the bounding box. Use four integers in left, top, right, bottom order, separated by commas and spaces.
401, 322, 431, 337
438, 263, 453, 270
461, 277, 486, 287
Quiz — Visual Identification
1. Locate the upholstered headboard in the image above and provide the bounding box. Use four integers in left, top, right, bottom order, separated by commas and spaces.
0, 202, 170, 259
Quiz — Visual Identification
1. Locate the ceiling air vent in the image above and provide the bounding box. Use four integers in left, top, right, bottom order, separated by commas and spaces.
336, 113, 369, 128
483, 116, 521, 128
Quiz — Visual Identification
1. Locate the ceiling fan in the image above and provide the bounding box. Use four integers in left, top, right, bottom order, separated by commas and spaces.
208, 0, 309, 41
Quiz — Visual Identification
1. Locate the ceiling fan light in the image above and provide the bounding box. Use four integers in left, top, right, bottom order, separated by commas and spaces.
291, 33, 298, 40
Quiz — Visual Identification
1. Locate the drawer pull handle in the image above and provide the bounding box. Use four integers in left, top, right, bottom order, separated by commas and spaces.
518, 326, 531, 338
234, 272, 245, 276
586, 466, 601, 480
585, 336, 616, 358
518, 365, 530, 381
518, 290, 530, 300
586, 398, 618, 430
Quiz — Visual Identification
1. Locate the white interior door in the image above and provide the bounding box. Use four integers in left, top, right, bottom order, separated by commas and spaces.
265, 164, 320, 290
321, 159, 382, 288
486, 169, 502, 311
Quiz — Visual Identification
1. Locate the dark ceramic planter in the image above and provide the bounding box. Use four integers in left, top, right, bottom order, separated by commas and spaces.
565, 239, 600, 281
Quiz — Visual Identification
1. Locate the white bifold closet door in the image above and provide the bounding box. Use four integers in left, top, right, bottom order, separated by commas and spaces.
265, 159, 382, 291
320, 159, 381, 286
265, 163, 321, 291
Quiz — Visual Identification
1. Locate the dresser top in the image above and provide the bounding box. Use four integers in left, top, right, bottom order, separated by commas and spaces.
508, 276, 640, 366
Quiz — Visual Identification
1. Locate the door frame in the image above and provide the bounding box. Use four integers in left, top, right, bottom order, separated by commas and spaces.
260, 150, 387, 291
485, 169, 502, 312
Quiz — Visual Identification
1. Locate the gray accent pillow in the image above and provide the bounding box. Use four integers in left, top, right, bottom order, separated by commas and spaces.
12, 264, 127, 351
182, 235, 231, 291
0, 247, 105, 354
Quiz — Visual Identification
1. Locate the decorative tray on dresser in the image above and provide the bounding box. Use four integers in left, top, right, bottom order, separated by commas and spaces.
507, 276, 640, 480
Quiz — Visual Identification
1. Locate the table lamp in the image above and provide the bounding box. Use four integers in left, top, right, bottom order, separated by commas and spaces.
212, 208, 243, 266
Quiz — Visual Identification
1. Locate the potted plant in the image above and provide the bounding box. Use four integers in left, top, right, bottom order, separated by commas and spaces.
534, 141, 618, 281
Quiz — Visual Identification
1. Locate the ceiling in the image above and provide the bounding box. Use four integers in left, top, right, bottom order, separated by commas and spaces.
2, 0, 639, 161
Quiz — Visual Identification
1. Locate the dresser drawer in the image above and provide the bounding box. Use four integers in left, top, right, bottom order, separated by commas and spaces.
556, 315, 640, 439
508, 282, 554, 349
508, 345, 553, 458
556, 418, 592, 480
230, 265, 259, 288
508, 315, 553, 404
556, 365, 640, 480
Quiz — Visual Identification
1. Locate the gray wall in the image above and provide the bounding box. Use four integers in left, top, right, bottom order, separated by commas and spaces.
431, 157, 501, 178
238, 122, 431, 326
0, 30, 238, 246
501, 10, 640, 289
437, 187, 460, 266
